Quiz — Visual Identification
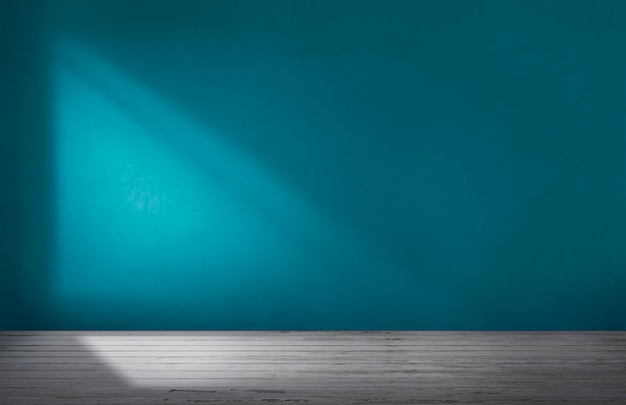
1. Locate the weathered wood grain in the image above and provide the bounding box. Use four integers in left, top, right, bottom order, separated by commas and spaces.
1, 332, 624, 404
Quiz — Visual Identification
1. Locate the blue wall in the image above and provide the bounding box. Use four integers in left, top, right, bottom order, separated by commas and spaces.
2, 0, 626, 329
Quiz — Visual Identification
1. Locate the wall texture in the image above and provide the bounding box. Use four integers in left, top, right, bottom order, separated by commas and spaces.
2, 0, 626, 329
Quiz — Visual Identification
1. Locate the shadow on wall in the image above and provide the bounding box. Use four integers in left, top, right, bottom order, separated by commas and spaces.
3, 0, 626, 329
0, 0, 55, 329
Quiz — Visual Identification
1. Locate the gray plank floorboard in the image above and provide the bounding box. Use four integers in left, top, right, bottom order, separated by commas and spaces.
1, 331, 624, 404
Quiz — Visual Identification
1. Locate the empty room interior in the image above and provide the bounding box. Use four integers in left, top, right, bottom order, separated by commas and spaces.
1, 0, 626, 403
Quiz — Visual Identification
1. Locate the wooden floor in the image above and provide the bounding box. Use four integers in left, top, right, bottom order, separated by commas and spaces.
0, 331, 625, 404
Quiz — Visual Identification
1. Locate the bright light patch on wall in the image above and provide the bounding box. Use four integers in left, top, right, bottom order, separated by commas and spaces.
52, 38, 353, 315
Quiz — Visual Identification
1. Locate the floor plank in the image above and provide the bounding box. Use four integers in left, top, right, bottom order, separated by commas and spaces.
1, 331, 624, 404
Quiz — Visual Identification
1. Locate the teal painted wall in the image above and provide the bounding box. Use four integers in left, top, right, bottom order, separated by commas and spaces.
2, 0, 626, 329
